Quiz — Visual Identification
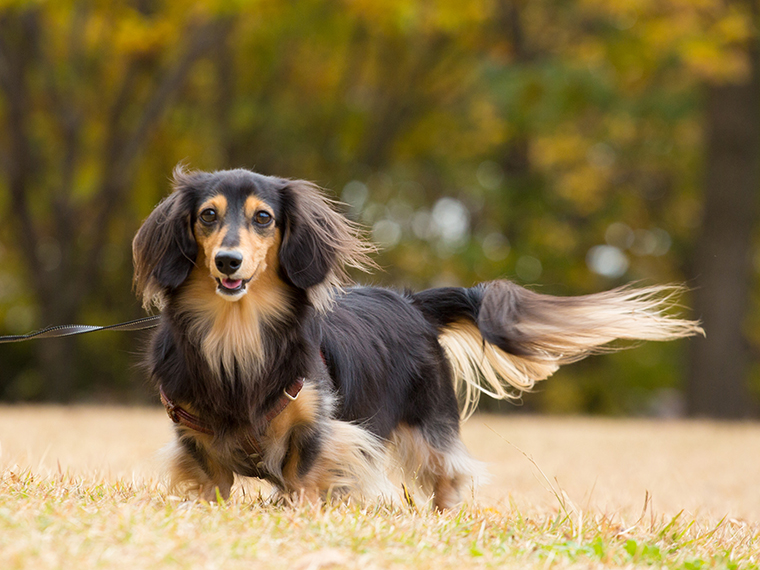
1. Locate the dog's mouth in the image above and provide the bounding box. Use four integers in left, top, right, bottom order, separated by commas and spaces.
215, 277, 251, 296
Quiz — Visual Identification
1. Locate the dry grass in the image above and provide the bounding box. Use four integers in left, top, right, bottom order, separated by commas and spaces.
463, 416, 760, 521
1, 406, 758, 569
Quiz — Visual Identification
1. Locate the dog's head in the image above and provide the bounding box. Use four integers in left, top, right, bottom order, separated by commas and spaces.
133, 167, 374, 311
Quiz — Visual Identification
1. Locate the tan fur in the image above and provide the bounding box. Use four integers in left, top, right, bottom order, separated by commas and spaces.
439, 322, 558, 420
177, 238, 291, 378
303, 419, 397, 501
195, 195, 277, 288
496, 284, 704, 359
433, 477, 461, 512
268, 383, 321, 437
244, 195, 267, 220
194, 195, 228, 273
199, 195, 228, 218
441, 283, 704, 419
263, 382, 323, 486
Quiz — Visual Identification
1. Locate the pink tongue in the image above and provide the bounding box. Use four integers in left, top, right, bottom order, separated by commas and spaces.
222, 278, 243, 290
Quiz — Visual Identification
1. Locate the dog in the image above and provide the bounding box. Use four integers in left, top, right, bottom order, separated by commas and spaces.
132, 166, 702, 510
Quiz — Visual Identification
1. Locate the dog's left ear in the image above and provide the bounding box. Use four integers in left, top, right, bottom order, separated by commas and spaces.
278, 179, 375, 307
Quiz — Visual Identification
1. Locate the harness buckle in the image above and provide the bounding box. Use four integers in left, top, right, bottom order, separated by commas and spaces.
160, 386, 180, 424
283, 386, 300, 401
166, 405, 179, 424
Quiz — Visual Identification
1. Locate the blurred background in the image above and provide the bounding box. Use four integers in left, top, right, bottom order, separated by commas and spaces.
0, 0, 757, 418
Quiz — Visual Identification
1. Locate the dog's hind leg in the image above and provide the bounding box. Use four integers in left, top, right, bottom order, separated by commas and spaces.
432, 438, 486, 510
390, 424, 485, 511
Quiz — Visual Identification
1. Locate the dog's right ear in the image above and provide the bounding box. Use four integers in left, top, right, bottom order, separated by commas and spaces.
132, 170, 200, 310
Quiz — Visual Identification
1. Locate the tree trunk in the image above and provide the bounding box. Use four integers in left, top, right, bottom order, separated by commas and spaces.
687, 63, 759, 417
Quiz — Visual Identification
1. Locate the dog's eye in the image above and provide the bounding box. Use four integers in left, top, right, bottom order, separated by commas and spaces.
199, 209, 217, 224
253, 210, 272, 226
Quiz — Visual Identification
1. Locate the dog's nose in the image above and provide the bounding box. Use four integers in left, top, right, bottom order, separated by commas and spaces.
215, 251, 243, 275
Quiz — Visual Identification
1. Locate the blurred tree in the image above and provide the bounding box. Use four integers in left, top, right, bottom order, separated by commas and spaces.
0, 0, 757, 416
0, 2, 230, 400
688, 0, 759, 418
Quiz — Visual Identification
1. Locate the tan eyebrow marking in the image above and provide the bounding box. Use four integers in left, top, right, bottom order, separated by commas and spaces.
244, 196, 273, 220
198, 195, 228, 219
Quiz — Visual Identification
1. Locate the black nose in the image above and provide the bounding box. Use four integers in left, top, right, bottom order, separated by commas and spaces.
215, 251, 243, 275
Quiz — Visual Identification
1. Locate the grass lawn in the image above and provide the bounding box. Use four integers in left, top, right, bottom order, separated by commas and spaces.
1, 406, 758, 569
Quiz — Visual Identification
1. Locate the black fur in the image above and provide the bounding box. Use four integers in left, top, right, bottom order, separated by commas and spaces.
133, 189, 198, 292
278, 183, 336, 289
132, 168, 484, 505
134, 167, 700, 507
319, 288, 460, 442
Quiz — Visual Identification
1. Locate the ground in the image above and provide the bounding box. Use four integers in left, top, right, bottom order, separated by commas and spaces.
1, 406, 758, 569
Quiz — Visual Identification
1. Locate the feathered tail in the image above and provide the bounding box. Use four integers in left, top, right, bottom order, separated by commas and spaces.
412, 281, 703, 419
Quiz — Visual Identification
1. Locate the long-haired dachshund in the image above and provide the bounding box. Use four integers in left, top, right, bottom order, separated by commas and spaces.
133, 167, 702, 510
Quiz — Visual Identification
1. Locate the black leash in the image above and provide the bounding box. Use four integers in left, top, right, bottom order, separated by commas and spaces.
0, 316, 160, 344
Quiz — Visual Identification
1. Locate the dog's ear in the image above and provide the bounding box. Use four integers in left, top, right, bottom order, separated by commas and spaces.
132, 168, 201, 309
278, 179, 375, 308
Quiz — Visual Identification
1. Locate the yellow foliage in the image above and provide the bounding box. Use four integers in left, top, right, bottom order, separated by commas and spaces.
541, 222, 579, 255
607, 116, 638, 146
532, 132, 589, 169
114, 9, 178, 55
681, 38, 749, 82
573, 38, 607, 69
717, 5, 752, 43
0, 0, 754, 406
556, 164, 608, 214
344, 0, 492, 34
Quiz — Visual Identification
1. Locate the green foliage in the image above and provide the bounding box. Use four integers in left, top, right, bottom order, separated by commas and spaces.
0, 0, 754, 409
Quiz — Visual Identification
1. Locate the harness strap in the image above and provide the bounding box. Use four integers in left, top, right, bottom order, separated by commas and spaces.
159, 377, 306, 457
159, 386, 215, 437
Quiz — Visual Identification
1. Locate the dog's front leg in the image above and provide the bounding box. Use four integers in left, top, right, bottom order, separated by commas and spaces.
198, 469, 234, 502
164, 432, 235, 502
277, 424, 324, 502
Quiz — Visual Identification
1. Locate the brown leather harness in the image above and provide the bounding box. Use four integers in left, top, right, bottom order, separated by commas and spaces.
159, 377, 305, 457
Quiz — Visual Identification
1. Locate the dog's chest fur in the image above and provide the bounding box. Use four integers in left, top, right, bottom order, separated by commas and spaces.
175, 261, 293, 378
151, 280, 318, 431
152, 280, 333, 493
